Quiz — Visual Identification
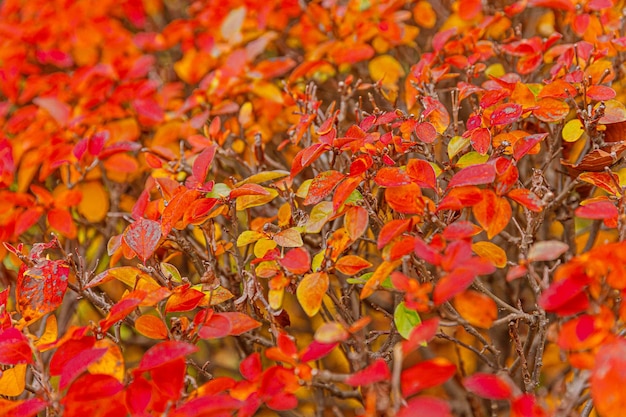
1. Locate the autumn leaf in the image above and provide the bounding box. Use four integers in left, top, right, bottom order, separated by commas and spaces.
447, 164, 496, 188
463, 373, 512, 400
360, 260, 401, 299
473, 189, 512, 238
345, 359, 390, 386
297, 272, 329, 317
124, 218, 162, 263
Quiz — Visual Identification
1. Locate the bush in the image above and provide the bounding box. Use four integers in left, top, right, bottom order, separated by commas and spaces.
2, 0, 626, 416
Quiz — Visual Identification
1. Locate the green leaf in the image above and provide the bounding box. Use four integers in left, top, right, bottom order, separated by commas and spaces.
394, 302, 421, 339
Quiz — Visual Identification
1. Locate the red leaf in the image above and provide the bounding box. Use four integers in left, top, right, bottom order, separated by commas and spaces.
344, 359, 390, 386
229, 183, 271, 199
49, 336, 95, 376
333, 176, 361, 211
490, 103, 522, 126
587, 85, 616, 101
198, 313, 231, 339
377, 219, 411, 249
138, 341, 199, 371
433, 268, 476, 305
513, 133, 547, 160
443, 221, 481, 240
151, 357, 186, 399
133, 98, 164, 123
192, 145, 217, 183
59, 347, 107, 389
406, 159, 436, 190
279, 247, 311, 275
508, 188, 543, 212
0, 328, 33, 365
397, 397, 452, 417
218, 312, 262, 335
539, 274, 591, 315
415, 122, 437, 143
240, 353, 262, 381
100, 291, 146, 331
48, 208, 77, 239
438, 186, 484, 211
471, 128, 491, 154
575, 200, 618, 219
62, 373, 124, 403
401, 358, 456, 397
17, 259, 69, 325
459, 0, 482, 19
3, 398, 48, 417
124, 218, 162, 263
161, 189, 201, 236
165, 286, 204, 313
447, 164, 496, 188
402, 318, 440, 355
304, 170, 346, 205
299, 341, 338, 362
464, 373, 512, 399
374, 167, 412, 187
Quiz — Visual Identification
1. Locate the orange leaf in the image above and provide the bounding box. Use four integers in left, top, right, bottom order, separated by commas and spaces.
48, 208, 77, 239
360, 260, 401, 299
454, 290, 498, 328
385, 183, 425, 214
335, 255, 373, 276
377, 219, 411, 249
304, 170, 345, 205
273, 228, 303, 248
592, 339, 626, 417
297, 272, 329, 317
344, 206, 368, 240
473, 190, 512, 238
135, 314, 169, 340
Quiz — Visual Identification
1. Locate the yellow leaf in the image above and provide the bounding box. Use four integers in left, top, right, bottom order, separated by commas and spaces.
88, 339, 125, 382
174, 48, 213, 85
456, 152, 489, 168
297, 272, 329, 317
197, 285, 234, 306
314, 322, 349, 343
562, 119, 585, 142
252, 81, 284, 103
269, 288, 284, 310
236, 230, 266, 247
472, 241, 507, 268
86, 266, 160, 290
448, 135, 471, 160
368, 55, 406, 88
34, 314, 58, 351
236, 188, 278, 210
0, 364, 27, 396
254, 238, 277, 257
235, 170, 290, 187
78, 181, 110, 223
273, 228, 303, 248
360, 260, 402, 299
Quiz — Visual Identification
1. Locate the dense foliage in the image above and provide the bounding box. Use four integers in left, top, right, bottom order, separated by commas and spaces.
2, 0, 626, 416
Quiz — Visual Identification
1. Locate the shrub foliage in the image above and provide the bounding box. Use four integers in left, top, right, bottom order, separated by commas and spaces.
2, 0, 626, 416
